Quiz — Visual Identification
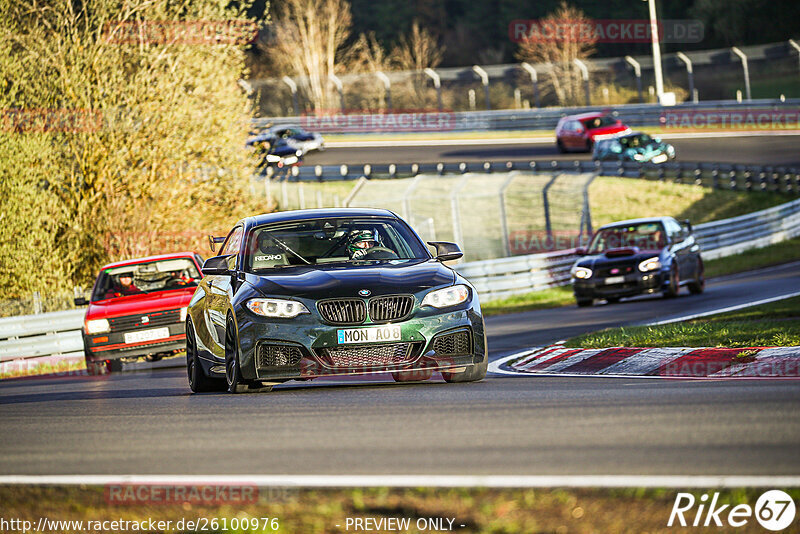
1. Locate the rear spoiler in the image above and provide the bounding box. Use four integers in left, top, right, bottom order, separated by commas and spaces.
208, 235, 226, 252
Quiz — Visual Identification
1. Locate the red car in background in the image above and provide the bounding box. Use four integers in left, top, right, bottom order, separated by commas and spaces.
76, 252, 204, 374
555, 112, 630, 153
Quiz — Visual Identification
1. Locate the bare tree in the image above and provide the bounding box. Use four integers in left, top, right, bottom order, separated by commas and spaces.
515, 1, 596, 106
390, 21, 444, 108
269, 0, 353, 112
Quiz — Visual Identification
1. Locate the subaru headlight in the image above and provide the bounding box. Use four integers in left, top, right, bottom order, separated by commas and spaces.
85, 318, 110, 334
421, 285, 469, 309
638, 257, 662, 272
180, 307, 188, 322
571, 266, 593, 279
246, 298, 309, 318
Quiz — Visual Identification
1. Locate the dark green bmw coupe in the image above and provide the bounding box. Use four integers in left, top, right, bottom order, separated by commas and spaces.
185, 208, 488, 393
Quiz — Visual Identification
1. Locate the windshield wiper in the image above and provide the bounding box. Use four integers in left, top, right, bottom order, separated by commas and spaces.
259, 229, 311, 265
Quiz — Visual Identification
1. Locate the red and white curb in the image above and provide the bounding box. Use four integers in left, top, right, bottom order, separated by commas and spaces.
489, 345, 800, 378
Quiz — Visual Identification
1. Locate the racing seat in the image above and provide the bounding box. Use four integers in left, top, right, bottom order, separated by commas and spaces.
252, 238, 290, 269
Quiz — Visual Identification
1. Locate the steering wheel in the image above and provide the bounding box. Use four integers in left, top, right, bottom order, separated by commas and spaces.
354, 246, 399, 260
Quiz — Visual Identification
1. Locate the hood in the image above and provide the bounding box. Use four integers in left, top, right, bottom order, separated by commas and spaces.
245, 259, 455, 299
578, 248, 664, 268
86, 288, 195, 320
588, 124, 629, 139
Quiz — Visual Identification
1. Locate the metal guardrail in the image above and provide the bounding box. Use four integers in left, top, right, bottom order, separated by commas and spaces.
3, 198, 800, 367
265, 159, 800, 196
0, 310, 83, 373
253, 98, 800, 134
456, 198, 800, 301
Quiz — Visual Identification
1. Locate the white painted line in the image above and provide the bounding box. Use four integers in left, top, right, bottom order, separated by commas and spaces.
325, 130, 800, 149
326, 137, 555, 148
537, 348, 602, 373
645, 290, 800, 326
1, 474, 799, 488
599, 347, 693, 376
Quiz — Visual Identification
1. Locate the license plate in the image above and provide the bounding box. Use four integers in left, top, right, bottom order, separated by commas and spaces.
124, 327, 170, 344
604, 276, 625, 285
337, 326, 402, 344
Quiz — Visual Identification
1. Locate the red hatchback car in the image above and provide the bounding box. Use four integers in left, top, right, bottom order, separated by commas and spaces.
555, 112, 630, 153
76, 252, 204, 374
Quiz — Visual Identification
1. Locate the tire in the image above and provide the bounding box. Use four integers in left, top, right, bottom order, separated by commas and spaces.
392, 369, 433, 382
605, 297, 620, 304
556, 139, 566, 153
108, 359, 123, 373
585, 139, 594, 152
225, 316, 251, 394
187, 320, 225, 393
663, 264, 680, 298
441, 355, 487, 383
576, 298, 593, 307
688, 258, 705, 295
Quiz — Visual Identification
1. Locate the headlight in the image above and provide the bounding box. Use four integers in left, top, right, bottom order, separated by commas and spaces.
571, 266, 592, 279
85, 319, 110, 334
638, 257, 662, 272
421, 285, 469, 309
180, 307, 188, 322
246, 298, 309, 318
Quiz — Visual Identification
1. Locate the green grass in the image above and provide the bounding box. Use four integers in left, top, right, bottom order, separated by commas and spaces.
481, 286, 575, 316
565, 295, 800, 349
704, 237, 800, 278
3, 485, 794, 534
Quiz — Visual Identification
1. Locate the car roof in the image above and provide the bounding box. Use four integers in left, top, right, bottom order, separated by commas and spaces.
244, 208, 399, 228
101, 252, 198, 270
598, 217, 673, 230
562, 112, 612, 121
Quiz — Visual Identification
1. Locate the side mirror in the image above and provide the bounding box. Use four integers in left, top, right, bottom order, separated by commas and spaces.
427, 241, 463, 262
575, 247, 587, 256
682, 219, 693, 233
202, 255, 232, 275
208, 235, 225, 253
74, 296, 88, 306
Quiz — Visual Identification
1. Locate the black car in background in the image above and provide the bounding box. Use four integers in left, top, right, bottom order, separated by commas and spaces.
246, 132, 303, 169
185, 208, 488, 393
570, 217, 704, 307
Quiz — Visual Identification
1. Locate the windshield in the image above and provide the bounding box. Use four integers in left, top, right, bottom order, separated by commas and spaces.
91, 257, 201, 301
581, 115, 616, 129
589, 222, 666, 253
245, 217, 429, 271
619, 133, 653, 148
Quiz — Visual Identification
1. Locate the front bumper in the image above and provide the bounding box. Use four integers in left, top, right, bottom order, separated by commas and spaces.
84, 322, 186, 361
573, 270, 668, 300
233, 302, 486, 381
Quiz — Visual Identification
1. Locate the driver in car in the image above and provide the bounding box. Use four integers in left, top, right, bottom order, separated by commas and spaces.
347, 230, 379, 260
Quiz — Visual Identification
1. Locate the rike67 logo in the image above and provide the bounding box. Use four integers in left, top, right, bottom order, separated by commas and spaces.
668, 490, 796, 530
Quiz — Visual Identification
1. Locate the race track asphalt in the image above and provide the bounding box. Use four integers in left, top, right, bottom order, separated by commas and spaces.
1, 263, 798, 476
305, 133, 800, 167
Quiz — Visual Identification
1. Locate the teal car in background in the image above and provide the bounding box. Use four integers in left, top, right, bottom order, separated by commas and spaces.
592, 131, 676, 164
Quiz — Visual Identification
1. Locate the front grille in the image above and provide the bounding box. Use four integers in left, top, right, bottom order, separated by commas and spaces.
368, 295, 414, 322
432, 330, 472, 356
319, 342, 417, 368
317, 299, 367, 325
108, 309, 181, 333
256, 344, 302, 368
597, 263, 636, 278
